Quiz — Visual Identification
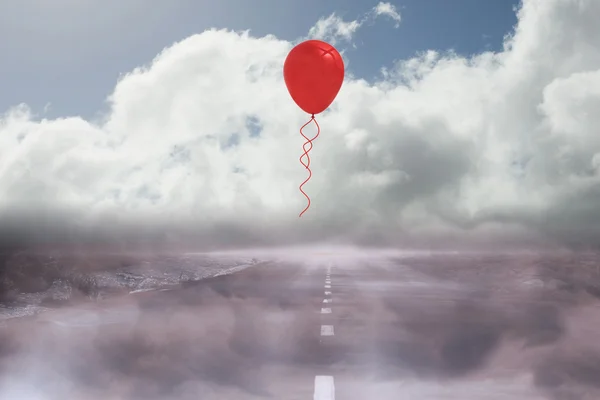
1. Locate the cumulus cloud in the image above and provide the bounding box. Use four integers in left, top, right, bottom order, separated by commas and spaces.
0, 0, 599, 250
307, 2, 401, 45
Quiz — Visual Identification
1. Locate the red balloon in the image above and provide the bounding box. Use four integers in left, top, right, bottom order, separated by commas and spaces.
283, 40, 345, 115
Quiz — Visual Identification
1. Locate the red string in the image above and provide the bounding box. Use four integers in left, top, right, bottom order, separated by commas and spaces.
298, 115, 320, 218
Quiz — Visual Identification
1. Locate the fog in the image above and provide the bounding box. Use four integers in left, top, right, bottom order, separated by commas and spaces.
1, 249, 600, 399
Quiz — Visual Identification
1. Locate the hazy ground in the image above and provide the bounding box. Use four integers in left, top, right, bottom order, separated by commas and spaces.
1, 247, 600, 399
0, 250, 261, 320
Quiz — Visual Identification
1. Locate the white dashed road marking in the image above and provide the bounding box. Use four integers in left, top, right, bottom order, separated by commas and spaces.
314, 375, 335, 400
317, 270, 335, 398
321, 325, 334, 336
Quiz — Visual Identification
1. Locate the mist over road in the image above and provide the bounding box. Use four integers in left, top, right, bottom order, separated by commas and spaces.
1, 249, 600, 399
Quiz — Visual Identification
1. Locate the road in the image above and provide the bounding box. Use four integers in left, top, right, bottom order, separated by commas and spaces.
1, 253, 600, 399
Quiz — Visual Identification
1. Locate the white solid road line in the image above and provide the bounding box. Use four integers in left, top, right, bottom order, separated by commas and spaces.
321, 325, 334, 336
314, 376, 335, 400
321, 308, 332, 314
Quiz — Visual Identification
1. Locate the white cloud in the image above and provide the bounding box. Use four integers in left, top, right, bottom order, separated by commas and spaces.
308, 14, 363, 45
307, 2, 402, 45
1, 0, 600, 249
373, 2, 402, 28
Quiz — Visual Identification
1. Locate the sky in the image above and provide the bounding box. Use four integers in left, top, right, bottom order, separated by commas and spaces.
0, 0, 519, 119
1, 0, 600, 250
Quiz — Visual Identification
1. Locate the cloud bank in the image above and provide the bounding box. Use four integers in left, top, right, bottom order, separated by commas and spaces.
1, 0, 599, 250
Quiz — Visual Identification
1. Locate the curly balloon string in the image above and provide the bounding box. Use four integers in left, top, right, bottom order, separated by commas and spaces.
298, 114, 320, 218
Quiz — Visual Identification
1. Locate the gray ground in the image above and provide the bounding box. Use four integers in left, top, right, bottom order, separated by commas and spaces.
0, 251, 260, 320
1, 249, 600, 399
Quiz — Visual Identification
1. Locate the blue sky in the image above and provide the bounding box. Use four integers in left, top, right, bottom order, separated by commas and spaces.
349, 0, 520, 78
0, 0, 519, 120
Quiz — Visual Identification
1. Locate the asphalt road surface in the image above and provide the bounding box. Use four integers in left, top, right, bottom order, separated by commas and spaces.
1, 252, 600, 399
